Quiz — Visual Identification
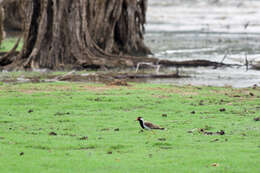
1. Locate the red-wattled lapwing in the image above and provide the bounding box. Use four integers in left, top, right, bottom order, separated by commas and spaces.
136, 117, 164, 130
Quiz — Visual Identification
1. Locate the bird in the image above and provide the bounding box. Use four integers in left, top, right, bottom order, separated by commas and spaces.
136, 117, 164, 130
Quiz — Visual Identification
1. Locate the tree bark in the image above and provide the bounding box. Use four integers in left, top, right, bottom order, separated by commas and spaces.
3, 0, 23, 32
87, 0, 150, 56
2, 0, 152, 70
0, 6, 4, 45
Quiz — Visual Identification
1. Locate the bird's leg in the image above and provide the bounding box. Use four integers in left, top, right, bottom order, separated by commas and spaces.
138, 129, 144, 133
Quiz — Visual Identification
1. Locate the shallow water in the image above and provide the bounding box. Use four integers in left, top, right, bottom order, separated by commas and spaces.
144, 0, 260, 87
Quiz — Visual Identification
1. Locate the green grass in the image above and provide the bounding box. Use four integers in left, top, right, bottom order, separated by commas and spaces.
0, 82, 259, 172
0, 38, 23, 52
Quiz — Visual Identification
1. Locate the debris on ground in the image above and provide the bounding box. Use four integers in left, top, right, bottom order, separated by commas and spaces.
254, 117, 260, 121
49, 132, 57, 136
188, 128, 226, 136
79, 136, 88, 140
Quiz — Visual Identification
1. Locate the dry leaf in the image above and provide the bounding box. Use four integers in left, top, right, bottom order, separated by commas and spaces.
211, 163, 219, 167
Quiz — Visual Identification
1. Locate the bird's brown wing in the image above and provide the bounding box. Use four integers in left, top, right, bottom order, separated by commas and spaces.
144, 121, 164, 130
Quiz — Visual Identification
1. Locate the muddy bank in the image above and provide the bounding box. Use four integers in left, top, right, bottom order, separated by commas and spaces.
0, 70, 183, 85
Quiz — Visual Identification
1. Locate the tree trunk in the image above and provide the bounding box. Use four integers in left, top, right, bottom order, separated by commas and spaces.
87, 0, 151, 56
0, 0, 227, 71
3, 0, 152, 70
0, 6, 4, 45
3, 0, 23, 32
